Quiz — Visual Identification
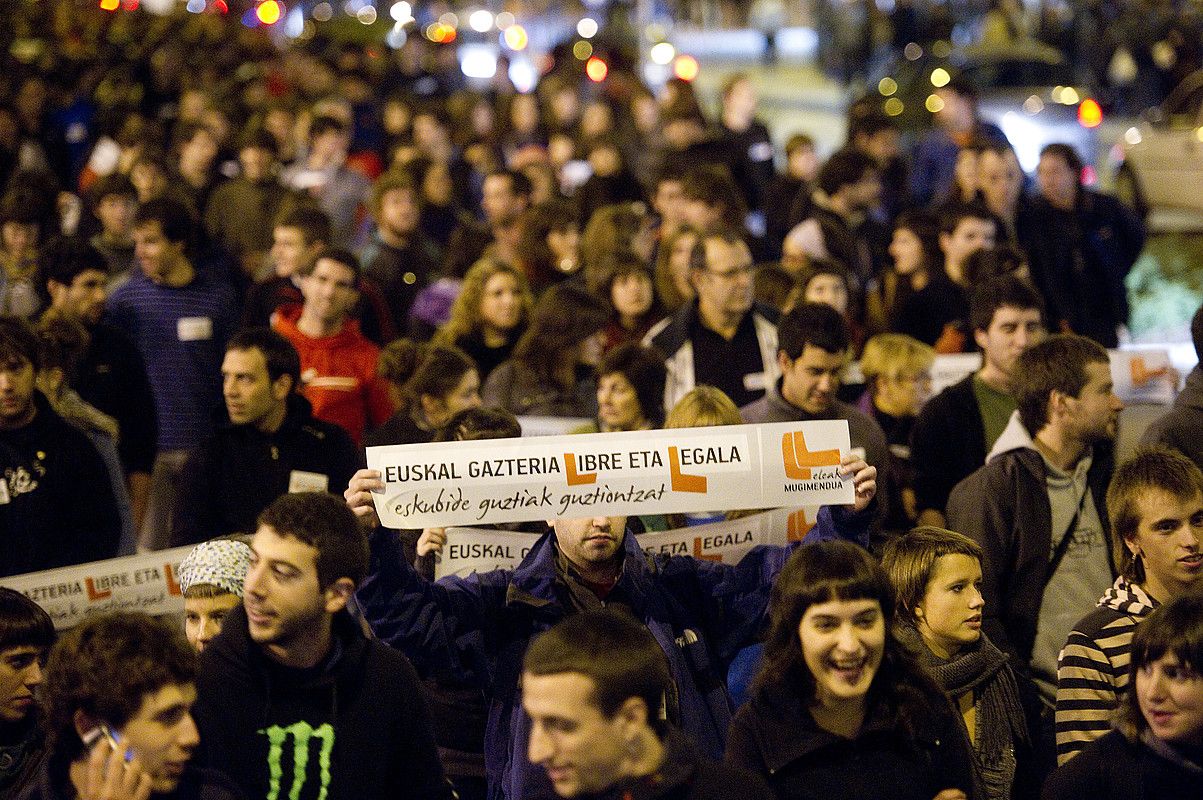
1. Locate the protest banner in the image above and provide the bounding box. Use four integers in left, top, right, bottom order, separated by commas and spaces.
0, 546, 193, 630
930, 353, 983, 393
367, 421, 853, 529
434, 528, 541, 578
1110, 348, 1177, 405
432, 506, 824, 579
851, 349, 1180, 404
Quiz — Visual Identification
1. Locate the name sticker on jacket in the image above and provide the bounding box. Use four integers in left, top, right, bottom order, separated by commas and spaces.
177, 316, 213, 341
288, 470, 329, 494
743, 371, 767, 391
367, 421, 852, 528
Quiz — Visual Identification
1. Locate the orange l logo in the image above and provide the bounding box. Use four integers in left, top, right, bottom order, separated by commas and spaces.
164, 563, 182, 596
692, 537, 723, 562
781, 431, 841, 480
1130, 356, 1167, 387
786, 509, 816, 542
85, 578, 111, 601
564, 453, 597, 486
668, 446, 707, 493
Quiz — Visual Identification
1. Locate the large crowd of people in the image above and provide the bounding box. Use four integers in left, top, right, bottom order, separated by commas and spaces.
0, 4, 1202, 800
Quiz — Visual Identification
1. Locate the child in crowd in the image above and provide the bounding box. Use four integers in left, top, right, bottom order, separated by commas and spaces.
177, 538, 253, 654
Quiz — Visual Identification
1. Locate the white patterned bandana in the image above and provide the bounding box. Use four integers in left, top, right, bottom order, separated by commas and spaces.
178, 540, 253, 597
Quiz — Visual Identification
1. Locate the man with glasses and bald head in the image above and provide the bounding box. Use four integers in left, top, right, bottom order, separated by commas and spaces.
645, 229, 779, 411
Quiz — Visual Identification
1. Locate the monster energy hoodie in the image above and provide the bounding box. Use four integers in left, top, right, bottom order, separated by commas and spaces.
193, 605, 452, 800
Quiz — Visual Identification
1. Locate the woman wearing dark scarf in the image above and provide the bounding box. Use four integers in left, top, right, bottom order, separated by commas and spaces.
883, 527, 1036, 800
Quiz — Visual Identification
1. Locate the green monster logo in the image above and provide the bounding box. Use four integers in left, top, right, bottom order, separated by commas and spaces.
260, 721, 335, 800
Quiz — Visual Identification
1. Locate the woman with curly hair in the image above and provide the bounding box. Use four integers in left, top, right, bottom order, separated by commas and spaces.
433, 259, 533, 382
579, 202, 656, 295
727, 540, 978, 800
481, 283, 609, 418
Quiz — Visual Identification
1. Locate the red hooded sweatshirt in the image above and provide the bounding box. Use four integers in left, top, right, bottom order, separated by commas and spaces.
273, 305, 394, 445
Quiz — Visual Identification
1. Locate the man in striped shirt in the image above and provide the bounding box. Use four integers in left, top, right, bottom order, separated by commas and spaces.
1054, 446, 1203, 763
107, 197, 237, 551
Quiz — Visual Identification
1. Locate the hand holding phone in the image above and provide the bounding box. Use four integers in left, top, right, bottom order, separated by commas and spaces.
82, 723, 132, 763
79, 725, 152, 800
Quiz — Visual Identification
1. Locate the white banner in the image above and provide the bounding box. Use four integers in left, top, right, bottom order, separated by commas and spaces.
367, 421, 853, 529
434, 528, 541, 579
0, 547, 193, 630
851, 349, 1181, 404
930, 353, 984, 393
432, 507, 824, 579
516, 416, 593, 437
1110, 348, 1177, 405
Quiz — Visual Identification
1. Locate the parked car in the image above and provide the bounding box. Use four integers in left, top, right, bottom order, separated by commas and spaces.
851, 39, 1102, 173
1112, 68, 1203, 218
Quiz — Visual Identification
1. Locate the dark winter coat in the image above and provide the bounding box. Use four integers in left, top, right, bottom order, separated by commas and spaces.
1141, 365, 1203, 471
910, 374, 987, 519
726, 680, 978, 800
1020, 190, 1145, 348
356, 508, 870, 800
0, 392, 120, 577
193, 606, 452, 800
1041, 729, 1202, 800
172, 394, 360, 546
578, 728, 773, 800
945, 419, 1115, 665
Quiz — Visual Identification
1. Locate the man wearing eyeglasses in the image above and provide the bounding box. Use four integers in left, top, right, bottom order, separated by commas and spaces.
645, 230, 779, 410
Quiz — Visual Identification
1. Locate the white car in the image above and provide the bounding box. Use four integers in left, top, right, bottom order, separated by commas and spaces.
857, 39, 1101, 174
1113, 69, 1203, 216
962, 41, 1102, 174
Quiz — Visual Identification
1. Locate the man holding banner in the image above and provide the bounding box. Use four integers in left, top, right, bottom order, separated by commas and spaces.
346, 433, 876, 800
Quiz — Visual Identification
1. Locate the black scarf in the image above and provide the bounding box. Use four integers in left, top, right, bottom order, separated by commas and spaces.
897, 624, 1027, 770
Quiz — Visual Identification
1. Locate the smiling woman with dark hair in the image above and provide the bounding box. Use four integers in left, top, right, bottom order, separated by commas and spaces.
726, 540, 978, 800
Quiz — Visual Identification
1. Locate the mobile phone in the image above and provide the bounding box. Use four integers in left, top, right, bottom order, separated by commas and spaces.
81, 723, 133, 763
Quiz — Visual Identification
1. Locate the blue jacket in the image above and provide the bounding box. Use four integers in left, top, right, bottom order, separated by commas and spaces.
356, 506, 870, 800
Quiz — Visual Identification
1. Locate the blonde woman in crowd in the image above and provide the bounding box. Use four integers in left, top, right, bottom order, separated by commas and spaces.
434, 259, 533, 383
